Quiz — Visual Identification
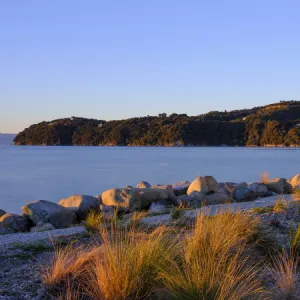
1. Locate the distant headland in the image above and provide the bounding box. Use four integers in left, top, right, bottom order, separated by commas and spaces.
14, 101, 300, 147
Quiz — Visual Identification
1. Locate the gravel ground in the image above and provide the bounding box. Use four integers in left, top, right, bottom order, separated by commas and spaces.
0, 226, 86, 247
141, 194, 294, 225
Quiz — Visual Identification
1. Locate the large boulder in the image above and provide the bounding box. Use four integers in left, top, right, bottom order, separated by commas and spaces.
232, 182, 254, 202
249, 183, 268, 197
172, 181, 190, 196
0, 214, 31, 232
22, 200, 77, 229
151, 184, 178, 204
138, 188, 169, 207
219, 182, 236, 198
136, 181, 151, 189
266, 178, 286, 194
148, 202, 169, 215
0, 209, 6, 218
187, 191, 207, 207
102, 187, 168, 211
290, 174, 300, 189
206, 189, 230, 205
30, 223, 55, 232
187, 176, 219, 195
59, 195, 101, 220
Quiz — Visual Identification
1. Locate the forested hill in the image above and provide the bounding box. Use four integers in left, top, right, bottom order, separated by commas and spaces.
14, 101, 300, 147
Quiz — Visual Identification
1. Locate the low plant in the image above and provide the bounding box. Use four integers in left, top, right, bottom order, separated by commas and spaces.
159, 211, 265, 299
84, 211, 104, 232
260, 172, 269, 184
170, 203, 185, 220
252, 206, 273, 214
270, 250, 299, 299
273, 198, 288, 213
293, 188, 300, 201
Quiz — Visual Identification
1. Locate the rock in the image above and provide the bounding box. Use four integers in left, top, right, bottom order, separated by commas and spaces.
137, 181, 151, 189
102, 187, 168, 211
206, 189, 230, 205
179, 191, 206, 208
284, 181, 293, 194
22, 200, 77, 229
148, 203, 169, 215
187, 176, 219, 195
100, 204, 115, 218
266, 178, 286, 194
249, 183, 268, 197
138, 188, 169, 207
30, 223, 55, 232
232, 182, 254, 201
59, 195, 101, 220
172, 181, 190, 196
219, 182, 236, 198
290, 174, 300, 189
0, 213, 31, 232
0, 209, 6, 218
151, 184, 178, 204
102, 188, 140, 211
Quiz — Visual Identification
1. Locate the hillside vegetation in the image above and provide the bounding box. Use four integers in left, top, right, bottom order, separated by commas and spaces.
14, 100, 300, 146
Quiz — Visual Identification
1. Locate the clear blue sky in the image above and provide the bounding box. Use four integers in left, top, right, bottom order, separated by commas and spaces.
1, 0, 299, 133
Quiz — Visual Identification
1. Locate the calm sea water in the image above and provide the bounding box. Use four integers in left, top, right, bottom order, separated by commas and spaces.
0, 134, 299, 213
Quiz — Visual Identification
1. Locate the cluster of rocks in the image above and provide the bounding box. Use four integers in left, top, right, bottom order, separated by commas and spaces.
1, 174, 300, 234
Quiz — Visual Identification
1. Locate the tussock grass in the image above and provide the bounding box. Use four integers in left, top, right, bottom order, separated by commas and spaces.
293, 188, 300, 201
44, 210, 268, 299
260, 172, 269, 184
159, 211, 265, 299
270, 251, 299, 299
86, 226, 179, 300
84, 211, 104, 232
170, 203, 185, 220
273, 198, 288, 213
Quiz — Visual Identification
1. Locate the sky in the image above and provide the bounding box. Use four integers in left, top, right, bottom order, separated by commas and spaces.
1, 1, 300, 133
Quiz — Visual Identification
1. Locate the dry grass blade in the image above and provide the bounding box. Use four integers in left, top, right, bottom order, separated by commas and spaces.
260, 172, 269, 184
270, 251, 299, 299
293, 188, 300, 201
273, 198, 288, 213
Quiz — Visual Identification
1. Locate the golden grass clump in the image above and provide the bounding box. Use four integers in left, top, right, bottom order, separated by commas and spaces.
86, 225, 179, 300
85, 211, 104, 232
43, 210, 267, 300
273, 198, 288, 213
159, 211, 265, 299
43, 225, 179, 300
260, 172, 269, 184
293, 188, 300, 201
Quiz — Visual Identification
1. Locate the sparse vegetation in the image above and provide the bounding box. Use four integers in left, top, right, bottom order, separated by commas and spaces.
260, 172, 269, 184
170, 203, 185, 220
273, 198, 288, 213
84, 211, 104, 232
252, 206, 273, 214
293, 188, 300, 201
43, 210, 273, 299
270, 251, 299, 299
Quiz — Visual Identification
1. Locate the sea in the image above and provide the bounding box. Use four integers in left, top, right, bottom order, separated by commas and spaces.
0, 134, 299, 213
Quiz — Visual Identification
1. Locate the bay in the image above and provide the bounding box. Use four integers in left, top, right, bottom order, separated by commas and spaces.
0, 134, 299, 213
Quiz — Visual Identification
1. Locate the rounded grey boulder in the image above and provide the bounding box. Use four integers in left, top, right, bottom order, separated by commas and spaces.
59, 195, 101, 220
0, 213, 31, 232
22, 200, 77, 229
